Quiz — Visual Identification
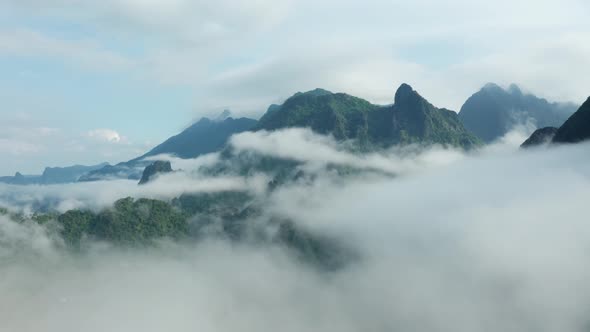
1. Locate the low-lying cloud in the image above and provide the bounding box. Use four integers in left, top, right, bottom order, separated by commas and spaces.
0, 174, 259, 213
1, 129, 590, 331
230, 128, 466, 175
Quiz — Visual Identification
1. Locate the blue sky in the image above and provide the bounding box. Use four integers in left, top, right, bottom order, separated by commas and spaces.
0, 0, 589, 174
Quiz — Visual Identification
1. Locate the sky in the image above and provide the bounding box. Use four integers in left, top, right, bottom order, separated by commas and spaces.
0, 0, 589, 174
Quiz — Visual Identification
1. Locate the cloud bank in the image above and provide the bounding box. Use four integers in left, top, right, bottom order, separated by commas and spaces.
1, 128, 589, 331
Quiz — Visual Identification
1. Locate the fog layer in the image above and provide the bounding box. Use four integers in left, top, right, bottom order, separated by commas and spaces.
1, 130, 589, 332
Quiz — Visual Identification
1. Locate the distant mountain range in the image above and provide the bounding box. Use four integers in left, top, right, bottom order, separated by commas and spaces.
79, 115, 257, 181
0, 163, 108, 185
3, 82, 587, 184
80, 84, 481, 182
459, 83, 577, 143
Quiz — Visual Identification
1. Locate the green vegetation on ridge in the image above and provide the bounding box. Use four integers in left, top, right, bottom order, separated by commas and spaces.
257, 84, 481, 150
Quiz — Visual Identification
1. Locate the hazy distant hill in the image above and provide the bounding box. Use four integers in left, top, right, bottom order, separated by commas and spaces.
136, 116, 257, 160
80, 115, 257, 181
0, 163, 109, 185
459, 83, 577, 143
257, 84, 481, 149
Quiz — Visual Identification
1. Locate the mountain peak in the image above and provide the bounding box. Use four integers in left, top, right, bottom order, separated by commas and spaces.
482, 82, 502, 91
215, 109, 232, 122
196, 117, 212, 125
293, 88, 333, 98
508, 83, 523, 96
213, 109, 232, 121
394, 83, 418, 105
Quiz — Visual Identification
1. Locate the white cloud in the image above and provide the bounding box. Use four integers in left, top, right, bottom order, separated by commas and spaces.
86, 129, 125, 144
0, 115, 146, 174
229, 128, 465, 175
2, 0, 589, 114
1, 141, 590, 331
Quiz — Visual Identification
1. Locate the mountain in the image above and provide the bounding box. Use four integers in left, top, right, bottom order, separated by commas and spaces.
78, 163, 145, 182
136, 116, 257, 160
0, 163, 109, 185
552, 97, 590, 144
138, 161, 173, 185
32, 192, 349, 269
80, 115, 258, 181
389, 84, 481, 148
458, 83, 577, 143
40, 163, 110, 184
0, 172, 39, 185
257, 84, 481, 149
82, 85, 480, 183
256, 88, 377, 143
520, 127, 558, 148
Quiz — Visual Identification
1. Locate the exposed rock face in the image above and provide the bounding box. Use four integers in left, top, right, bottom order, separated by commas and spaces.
459, 83, 577, 143
552, 97, 590, 144
138, 161, 173, 185
520, 127, 558, 148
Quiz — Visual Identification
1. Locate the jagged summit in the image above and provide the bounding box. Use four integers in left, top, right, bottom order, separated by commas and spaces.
508, 83, 523, 95
257, 84, 481, 149
394, 83, 417, 104
482, 82, 503, 91
292, 88, 333, 98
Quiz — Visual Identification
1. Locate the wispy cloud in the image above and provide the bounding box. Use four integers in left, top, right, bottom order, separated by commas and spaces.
86, 129, 126, 144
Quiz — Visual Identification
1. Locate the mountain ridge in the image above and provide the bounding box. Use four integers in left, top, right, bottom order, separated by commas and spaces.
0, 163, 109, 185
257, 84, 481, 149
